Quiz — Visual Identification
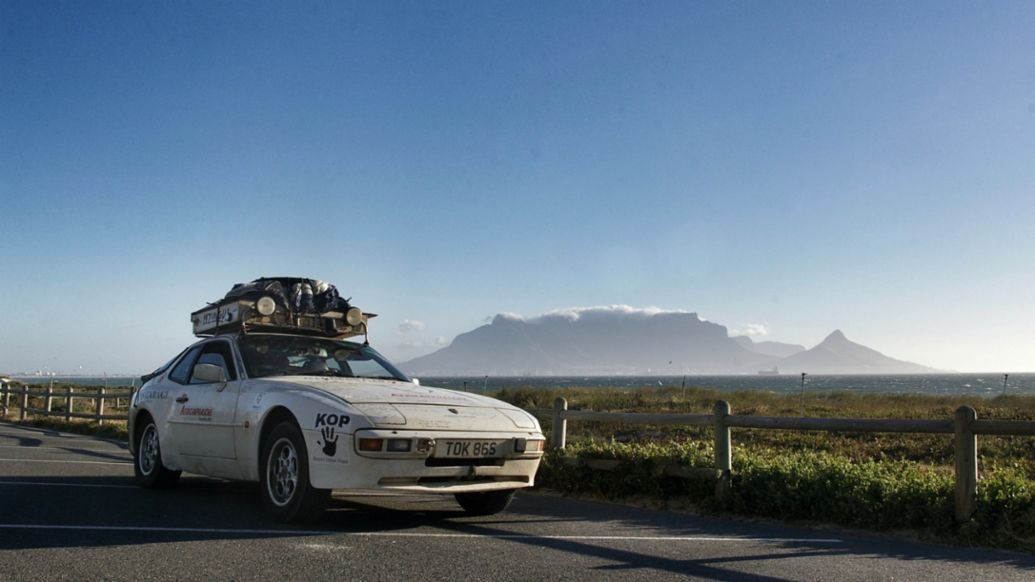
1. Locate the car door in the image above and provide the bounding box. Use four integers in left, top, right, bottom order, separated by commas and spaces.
165, 339, 241, 460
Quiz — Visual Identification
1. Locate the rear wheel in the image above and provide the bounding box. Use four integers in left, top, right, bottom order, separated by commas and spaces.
260, 421, 329, 523
455, 489, 516, 516
133, 417, 181, 488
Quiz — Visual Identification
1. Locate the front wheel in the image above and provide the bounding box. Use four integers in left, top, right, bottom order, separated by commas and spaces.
260, 421, 329, 523
455, 489, 516, 516
133, 417, 181, 488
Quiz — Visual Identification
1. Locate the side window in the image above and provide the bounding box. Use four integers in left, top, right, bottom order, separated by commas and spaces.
169, 346, 203, 385
189, 341, 238, 384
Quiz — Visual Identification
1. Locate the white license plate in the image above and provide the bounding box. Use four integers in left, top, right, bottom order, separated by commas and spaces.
438, 440, 505, 458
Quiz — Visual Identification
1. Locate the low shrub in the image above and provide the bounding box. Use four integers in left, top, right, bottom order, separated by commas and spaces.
540, 439, 1035, 551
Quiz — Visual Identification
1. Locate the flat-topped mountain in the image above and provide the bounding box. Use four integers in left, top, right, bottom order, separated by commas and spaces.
398, 307, 937, 376
401, 307, 771, 375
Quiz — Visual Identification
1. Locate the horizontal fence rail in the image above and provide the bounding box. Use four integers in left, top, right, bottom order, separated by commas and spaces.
0, 381, 133, 425
538, 397, 1035, 523
726, 416, 955, 433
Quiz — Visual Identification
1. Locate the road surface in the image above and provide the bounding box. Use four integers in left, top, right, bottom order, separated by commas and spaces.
0, 421, 1032, 581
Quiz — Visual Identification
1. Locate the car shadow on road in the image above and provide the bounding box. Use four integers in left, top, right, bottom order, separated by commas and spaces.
48, 446, 132, 463
0, 431, 45, 448
440, 520, 844, 582
509, 492, 1035, 572
0, 422, 127, 448
318, 491, 1035, 575
323, 495, 852, 581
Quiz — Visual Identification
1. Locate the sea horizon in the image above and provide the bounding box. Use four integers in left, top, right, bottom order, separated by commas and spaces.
7, 372, 1035, 397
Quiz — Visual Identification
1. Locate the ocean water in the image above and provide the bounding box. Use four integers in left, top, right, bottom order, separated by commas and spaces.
12, 373, 1035, 397
421, 373, 1035, 397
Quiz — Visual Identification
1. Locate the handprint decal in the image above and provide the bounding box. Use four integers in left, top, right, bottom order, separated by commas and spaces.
318, 426, 338, 457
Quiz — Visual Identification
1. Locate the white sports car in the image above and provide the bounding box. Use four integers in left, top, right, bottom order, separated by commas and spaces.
129, 328, 545, 523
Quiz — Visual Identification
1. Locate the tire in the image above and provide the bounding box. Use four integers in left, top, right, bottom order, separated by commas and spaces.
455, 489, 516, 516
133, 416, 181, 488
260, 421, 329, 523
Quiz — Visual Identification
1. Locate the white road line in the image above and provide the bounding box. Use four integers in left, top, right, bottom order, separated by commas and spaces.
0, 523, 842, 543
0, 458, 130, 465
0, 480, 136, 489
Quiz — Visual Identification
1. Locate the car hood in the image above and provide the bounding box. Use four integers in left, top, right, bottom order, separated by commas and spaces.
264, 376, 497, 406
262, 376, 540, 431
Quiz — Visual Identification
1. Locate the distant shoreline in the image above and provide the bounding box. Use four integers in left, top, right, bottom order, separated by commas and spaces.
9, 373, 1031, 396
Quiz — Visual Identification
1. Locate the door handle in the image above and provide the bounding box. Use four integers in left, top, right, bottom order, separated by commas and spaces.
175, 395, 189, 403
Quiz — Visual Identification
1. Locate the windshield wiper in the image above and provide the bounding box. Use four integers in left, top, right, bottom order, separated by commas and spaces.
285, 370, 350, 377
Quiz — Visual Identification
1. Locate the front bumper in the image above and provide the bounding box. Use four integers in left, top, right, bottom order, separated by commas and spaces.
305, 428, 545, 493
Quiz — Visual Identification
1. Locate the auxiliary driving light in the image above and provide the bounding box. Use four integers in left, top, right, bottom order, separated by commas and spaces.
416, 438, 435, 453
256, 296, 276, 316
358, 438, 383, 452
386, 438, 412, 452
346, 306, 364, 326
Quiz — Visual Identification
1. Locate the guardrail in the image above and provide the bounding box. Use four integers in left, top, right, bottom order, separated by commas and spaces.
0, 381, 133, 426
544, 397, 1035, 522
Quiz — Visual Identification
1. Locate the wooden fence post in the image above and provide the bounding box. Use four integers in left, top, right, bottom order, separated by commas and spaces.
714, 400, 732, 499
20, 386, 28, 421
95, 387, 105, 426
65, 387, 73, 422
954, 405, 978, 521
552, 397, 568, 450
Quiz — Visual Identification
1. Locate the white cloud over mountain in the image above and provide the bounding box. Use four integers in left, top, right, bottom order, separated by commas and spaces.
493, 305, 693, 324
734, 323, 769, 337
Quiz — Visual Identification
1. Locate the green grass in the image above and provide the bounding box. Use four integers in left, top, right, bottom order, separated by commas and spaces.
495, 385, 1035, 551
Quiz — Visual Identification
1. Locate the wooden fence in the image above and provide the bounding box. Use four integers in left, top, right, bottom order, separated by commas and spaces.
0, 381, 134, 426
545, 397, 1035, 522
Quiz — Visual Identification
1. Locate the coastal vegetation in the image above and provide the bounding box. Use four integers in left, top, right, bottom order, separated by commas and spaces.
493, 385, 1035, 552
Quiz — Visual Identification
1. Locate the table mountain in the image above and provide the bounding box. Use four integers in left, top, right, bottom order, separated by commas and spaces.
400, 308, 772, 375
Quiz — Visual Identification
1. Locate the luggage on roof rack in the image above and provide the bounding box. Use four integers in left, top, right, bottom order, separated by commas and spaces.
190, 277, 375, 339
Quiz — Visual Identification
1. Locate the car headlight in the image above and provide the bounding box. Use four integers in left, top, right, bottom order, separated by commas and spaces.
499, 408, 537, 429
352, 403, 406, 425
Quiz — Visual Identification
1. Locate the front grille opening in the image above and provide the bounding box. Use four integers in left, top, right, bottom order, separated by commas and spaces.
425, 458, 505, 468
417, 475, 528, 485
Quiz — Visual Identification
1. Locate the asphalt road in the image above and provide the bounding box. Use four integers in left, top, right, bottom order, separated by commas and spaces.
1, 422, 1033, 581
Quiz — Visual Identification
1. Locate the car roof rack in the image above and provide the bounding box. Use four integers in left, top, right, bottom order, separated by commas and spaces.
190, 277, 375, 340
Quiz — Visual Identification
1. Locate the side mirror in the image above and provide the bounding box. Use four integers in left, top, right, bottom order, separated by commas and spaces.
412, 378, 420, 386
193, 363, 227, 384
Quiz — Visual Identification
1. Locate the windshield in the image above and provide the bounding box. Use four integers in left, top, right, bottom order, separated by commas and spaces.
238, 335, 410, 382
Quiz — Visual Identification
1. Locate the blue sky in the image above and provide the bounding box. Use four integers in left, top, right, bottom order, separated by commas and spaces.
2, 1, 1033, 374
